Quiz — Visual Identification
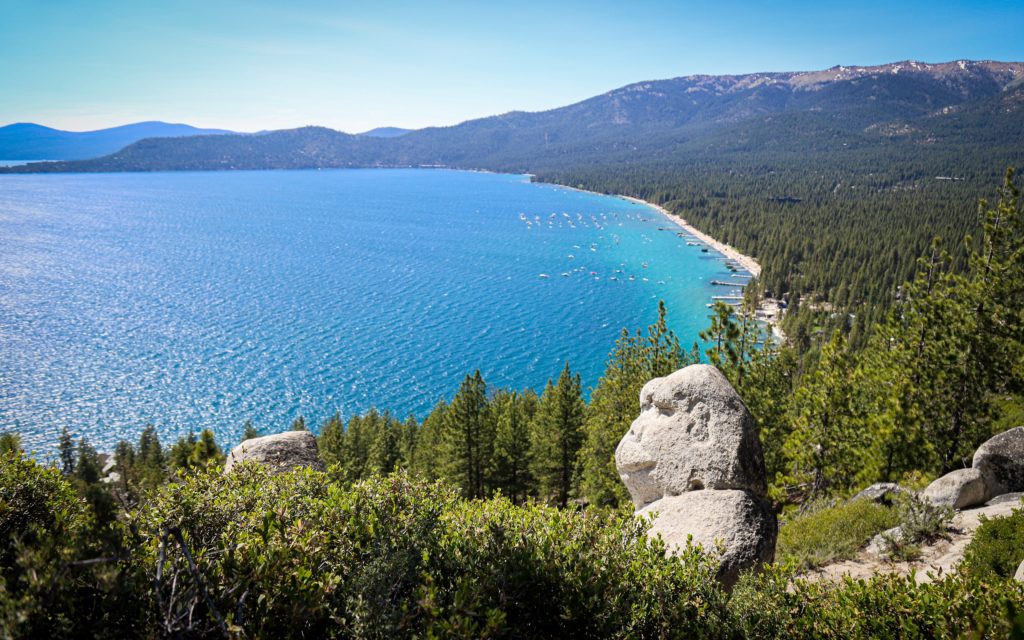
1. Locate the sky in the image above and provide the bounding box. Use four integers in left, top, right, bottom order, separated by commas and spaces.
2, 0, 1023, 133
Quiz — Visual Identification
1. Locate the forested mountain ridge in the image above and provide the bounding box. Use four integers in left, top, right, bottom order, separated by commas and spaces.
7, 59, 1020, 173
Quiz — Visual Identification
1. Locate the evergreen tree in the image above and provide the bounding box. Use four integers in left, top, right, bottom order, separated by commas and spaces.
531, 363, 586, 507
0, 432, 20, 455
74, 437, 102, 485
442, 371, 492, 498
699, 301, 741, 373
779, 332, 869, 501
410, 400, 447, 481
318, 413, 346, 468
189, 429, 225, 470
169, 431, 198, 471
242, 420, 260, 441
58, 426, 76, 476
488, 389, 537, 503
290, 416, 308, 431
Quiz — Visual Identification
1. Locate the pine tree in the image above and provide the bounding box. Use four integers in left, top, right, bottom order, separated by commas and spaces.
189, 429, 225, 470
411, 400, 447, 481
700, 301, 741, 372
290, 416, 308, 431
318, 413, 346, 468
531, 363, 586, 507
780, 331, 869, 501
442, 371, 492, 498
58, 426, 76, 476
242, 420, 260, 441
488, 389, 537, 503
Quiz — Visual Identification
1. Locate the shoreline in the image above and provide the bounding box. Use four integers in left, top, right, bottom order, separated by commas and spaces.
540, 178, 785, 340
616, 196, 762, 278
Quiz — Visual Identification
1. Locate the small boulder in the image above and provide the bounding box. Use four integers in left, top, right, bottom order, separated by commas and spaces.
637, 489, 777, 589
852, 482, 905, 504
224, 431, 325, 474
922, 468, 990, 510
615, 365, 766, 508
1015, 560, 1024, 582
973, 427, 1024, 496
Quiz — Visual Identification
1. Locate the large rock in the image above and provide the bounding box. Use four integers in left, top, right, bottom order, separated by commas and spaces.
224, 431, 325, 474
637, 490, 777, 589
922, 467, 991, 510
1015, 560, 1024, 582
972, 427, 1024, 496
615, 364, 767, 508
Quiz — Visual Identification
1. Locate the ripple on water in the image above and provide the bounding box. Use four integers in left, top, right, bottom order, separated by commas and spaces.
0, 169, 739, 454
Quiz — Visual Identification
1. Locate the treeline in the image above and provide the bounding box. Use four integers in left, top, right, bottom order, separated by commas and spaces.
50, 302, 692, 512
20, 173, 1024, 520
539, 146, 1021, 343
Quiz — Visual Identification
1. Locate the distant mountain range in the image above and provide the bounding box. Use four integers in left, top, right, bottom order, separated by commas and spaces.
3, 60, 1022, 173
0, 121, 234, 161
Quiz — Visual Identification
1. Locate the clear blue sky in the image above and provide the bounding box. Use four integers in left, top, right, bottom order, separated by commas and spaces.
2, 0, 1022, 132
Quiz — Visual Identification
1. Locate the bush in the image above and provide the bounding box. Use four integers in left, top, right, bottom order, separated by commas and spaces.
880, 492, 954, 561
776, 498, 899, 571
961, 503, 1024, 579
127, 466, 732, 638
731, 565, 1024, 639
0, 451, 144, 638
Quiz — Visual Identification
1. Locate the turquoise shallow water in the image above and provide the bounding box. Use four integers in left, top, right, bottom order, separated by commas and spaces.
0, 169, 746, 452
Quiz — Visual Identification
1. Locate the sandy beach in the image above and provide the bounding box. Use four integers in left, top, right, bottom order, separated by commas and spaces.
619, 196, 762, 278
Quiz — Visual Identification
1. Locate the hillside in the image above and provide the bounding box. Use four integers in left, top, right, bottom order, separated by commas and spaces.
0, 121, 234, 161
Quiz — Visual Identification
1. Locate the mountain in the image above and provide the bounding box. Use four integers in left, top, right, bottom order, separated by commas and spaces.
6, 60, 1020, 172
0, 121, 234, 160
358, 127, 413, 138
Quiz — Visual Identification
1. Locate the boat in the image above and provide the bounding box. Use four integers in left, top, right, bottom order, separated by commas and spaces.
538, 274, 550, 279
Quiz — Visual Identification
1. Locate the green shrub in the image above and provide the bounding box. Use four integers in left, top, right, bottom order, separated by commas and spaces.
731, 565, 1024, 639
0, 451, 144, 638
962, 503, 1024, 579
776, 498, 899, 571
880, 492, 954, 561
128, 466, 732, 638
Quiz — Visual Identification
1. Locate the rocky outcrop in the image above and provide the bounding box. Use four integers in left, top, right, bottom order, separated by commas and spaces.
616, 364, 776, 588
638, 490, 776, 588
1015, 559, 1024, 582
224, 431, 325, 474
852, 482, 905, 504
973, 427, 1024, 496
922, 467, 990, 510
615, 365, 767, 508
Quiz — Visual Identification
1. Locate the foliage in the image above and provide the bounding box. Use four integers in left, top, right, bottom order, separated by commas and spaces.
0, 451, 144, 638
962, 503, 1024, 579
879, 493, 955, 562
124, 467, 733, 638
731, 565, 1024, 639
529, 362, 585, 507
776, 498, 899, 571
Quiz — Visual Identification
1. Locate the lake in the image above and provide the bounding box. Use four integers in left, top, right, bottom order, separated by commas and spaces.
0, 168, 745, 452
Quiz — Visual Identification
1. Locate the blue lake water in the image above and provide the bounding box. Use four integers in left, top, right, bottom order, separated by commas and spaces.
0, 169, 745, 453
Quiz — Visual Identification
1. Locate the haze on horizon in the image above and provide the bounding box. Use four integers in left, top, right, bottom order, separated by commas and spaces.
3, 0, 1023, 133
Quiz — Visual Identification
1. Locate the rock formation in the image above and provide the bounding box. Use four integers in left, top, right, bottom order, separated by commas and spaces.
224, 431, 325, 474
616, 364, 776, 588
973, 427, 1024, 496
922, 467, 991, 510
